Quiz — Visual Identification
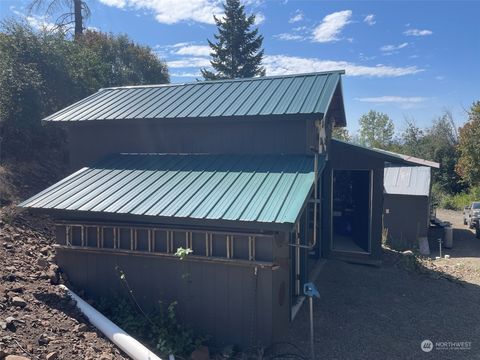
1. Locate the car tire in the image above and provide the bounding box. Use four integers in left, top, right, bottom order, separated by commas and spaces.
464, 219, 468, 225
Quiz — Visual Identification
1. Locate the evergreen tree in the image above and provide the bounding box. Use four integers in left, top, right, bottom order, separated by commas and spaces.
201, 0, 265, 80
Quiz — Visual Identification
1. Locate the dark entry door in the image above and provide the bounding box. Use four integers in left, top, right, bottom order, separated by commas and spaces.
329, 169, 374, 262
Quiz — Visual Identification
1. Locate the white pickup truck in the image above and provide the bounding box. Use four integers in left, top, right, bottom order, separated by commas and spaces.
463, 202, 480, 229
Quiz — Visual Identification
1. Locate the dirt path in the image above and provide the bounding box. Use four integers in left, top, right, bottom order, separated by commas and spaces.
286, 210, 480, 359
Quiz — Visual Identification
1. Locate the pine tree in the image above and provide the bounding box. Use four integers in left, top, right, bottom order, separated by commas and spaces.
201, 0, 265, 80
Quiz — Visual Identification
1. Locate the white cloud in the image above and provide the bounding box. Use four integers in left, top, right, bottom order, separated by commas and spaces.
12, 10, 56, 31
404, 28, 433, 36
263, 55, 423, 77
363, 14, 375, 26
168, 57, 211, 68
254, 12, 266, 25
99, 0, 127, 6
273, 33, 306, 41
313, 10, 352, 43
171, 71, 202, 78
380, 42, 408, 52
355, 95, 429, 109
175, 45, 211, 57
289, 10, 303, 23
98, 0, 223, 24
355, 96, 427, 103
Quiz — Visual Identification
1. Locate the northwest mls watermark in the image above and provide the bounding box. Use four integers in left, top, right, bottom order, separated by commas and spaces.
421, 340, 472, 352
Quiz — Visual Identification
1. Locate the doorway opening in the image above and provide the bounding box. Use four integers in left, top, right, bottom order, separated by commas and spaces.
331, 170, 371, 253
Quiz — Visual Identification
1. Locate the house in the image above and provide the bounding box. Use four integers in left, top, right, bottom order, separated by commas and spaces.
383, 163, 439, 249
19, 71, 429, 347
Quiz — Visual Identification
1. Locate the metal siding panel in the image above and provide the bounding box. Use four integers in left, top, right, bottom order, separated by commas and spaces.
163, 84, 216, 118
186, 82, 232, 118
99, 88, 156, 120
271, 77, 306, 115
286, 76, 317, 114
53, 89, 119, 121
197, 82, 241, 117
259, 77, 293, 115
314, 73, 339, 113
209, 81, 253, 117
235, 79, 272, 116
125, 86, 173, 119
149, 84, 202, 118
299, 75, 328, 113
135, 86, 184, 119
73, 88, 138, 121
223, 80, 263, 117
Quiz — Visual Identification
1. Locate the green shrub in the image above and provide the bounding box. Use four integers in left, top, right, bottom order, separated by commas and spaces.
438, 185, 480, 210
97, 296, 206, 357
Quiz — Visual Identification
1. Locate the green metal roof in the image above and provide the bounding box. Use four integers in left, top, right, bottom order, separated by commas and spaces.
19, 154, 317, 227
331, 139, 440, 168
43, 71, 345, 124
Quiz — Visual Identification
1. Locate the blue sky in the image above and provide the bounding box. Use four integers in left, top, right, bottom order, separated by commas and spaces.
1, 0, 479, 134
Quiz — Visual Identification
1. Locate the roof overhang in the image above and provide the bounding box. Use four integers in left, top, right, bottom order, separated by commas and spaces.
19, 153, 318, 232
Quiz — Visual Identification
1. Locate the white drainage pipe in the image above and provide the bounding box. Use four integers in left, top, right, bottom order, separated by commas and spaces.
60, 285, 170, 360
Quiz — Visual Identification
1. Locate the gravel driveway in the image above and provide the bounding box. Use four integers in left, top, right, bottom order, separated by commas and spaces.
286, 210, 480, 359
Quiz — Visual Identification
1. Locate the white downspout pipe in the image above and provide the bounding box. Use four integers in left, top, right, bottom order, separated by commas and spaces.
60, 285, 170, 360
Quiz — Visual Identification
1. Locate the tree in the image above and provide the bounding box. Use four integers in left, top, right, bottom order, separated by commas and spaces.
0, 21, 169, 162
201, 0, 265, 80
332, 127, 351, 142
456, 101, 480, 186
29, 0, 90, 38
400, 119, 425, 157
358, 110, 395, 149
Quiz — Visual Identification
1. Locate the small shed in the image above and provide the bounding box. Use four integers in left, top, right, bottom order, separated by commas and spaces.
383, 165, 436, 249
20, 71, 348, 348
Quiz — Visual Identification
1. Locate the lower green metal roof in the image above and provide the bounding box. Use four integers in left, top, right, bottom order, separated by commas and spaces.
19, 154, 316, 226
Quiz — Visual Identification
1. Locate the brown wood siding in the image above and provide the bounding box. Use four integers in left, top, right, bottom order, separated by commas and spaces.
55, 224, 291, 347
65, 119, 315, 170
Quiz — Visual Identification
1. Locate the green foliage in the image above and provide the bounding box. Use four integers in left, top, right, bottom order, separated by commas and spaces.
436, 185, 480, 210
332, 127, 351, 142
358, 110, 395, 149
174, 246, 193, 260
0, 20, 168, 162
201, 0, 265, 80
97, 296, 206, 357
456, 101, 480, 187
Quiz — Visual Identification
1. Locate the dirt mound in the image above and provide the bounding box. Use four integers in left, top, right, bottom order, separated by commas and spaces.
0, 207, 128, 360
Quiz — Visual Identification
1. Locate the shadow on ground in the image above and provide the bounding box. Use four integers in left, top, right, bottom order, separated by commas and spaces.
285, 251, 480, 360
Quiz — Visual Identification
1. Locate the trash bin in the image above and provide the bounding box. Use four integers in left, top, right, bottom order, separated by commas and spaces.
444, 226, 453, 248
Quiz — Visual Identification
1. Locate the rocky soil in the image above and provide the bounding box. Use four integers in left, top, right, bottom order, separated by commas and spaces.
0, 207, 128, 360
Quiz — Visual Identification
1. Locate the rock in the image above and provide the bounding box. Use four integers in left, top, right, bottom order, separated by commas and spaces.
46, 269, 59, 285
191, 346, 210, 360
46, 352, 58, 360
74, 324, 88, 333
40, 246, 50, 255
5, 356, 30, 360
0, 322, 6, 330
2, 274, 15, 282
37, 258, 49, 269
11, 297, 27, 308
37, 333, 50, 346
